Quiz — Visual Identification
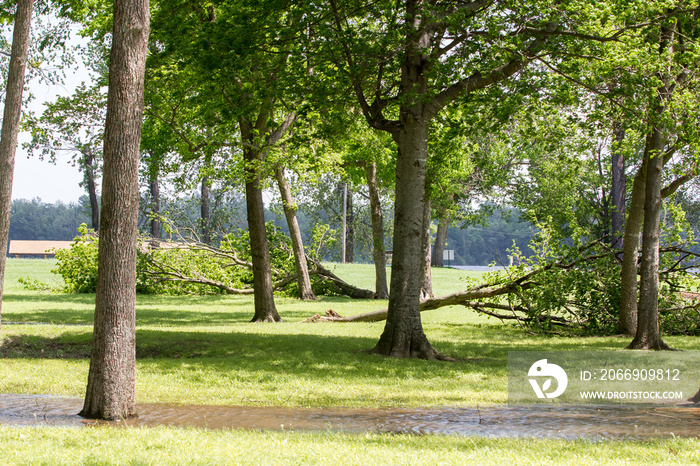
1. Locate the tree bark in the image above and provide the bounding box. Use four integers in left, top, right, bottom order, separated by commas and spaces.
80, 0, 149, 420
243, 145, 282, 322
150, 175, 161, 241
275, 166, 315, 300
345, 186, 354, 263
420, 193, 433, 299
432, 204, 449, 267
83, 149, 100, 231
365, 162, 389, 299
618, 158, 646, 336
627, 125, 671, 350
611, 126, 625, 250
200, 167, 211, 244
0, 0, 33, 328
690, 387, 700, 404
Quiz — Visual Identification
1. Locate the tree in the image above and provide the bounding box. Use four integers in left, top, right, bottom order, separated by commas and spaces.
627, 14, 699, 350
80, 0, 150, 420
0, 0, 33, 327
318, 0, 644, 358
148, 0, 317, 320
365, 160, 389, 298
275, 164, 315, 300
610, 126, 626, 250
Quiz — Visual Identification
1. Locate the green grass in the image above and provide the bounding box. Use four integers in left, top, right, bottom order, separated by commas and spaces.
1, 427, 699, 465
2, 258, 699, 464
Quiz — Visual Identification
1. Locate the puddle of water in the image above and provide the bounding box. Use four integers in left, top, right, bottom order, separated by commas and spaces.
1, 394, 699, 440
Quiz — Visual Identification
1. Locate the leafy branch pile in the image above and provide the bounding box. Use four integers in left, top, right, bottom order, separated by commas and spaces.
469, 223, 700, 336
49, 223, 374, 298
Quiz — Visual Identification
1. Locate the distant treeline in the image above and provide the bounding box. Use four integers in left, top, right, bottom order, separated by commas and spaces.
9, 197, 535, 266
9, 198, 93, 242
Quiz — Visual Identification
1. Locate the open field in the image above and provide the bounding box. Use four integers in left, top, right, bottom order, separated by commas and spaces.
1, 258, 699, 465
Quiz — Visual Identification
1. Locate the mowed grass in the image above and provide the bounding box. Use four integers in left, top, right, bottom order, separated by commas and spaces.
2, 258, 700, 465
2, 427, 700, 465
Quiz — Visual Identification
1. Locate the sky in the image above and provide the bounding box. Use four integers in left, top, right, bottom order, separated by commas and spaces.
10, 22, 92, 204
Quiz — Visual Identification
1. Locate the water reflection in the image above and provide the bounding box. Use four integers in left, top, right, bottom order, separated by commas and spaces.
1, 394, 699, 440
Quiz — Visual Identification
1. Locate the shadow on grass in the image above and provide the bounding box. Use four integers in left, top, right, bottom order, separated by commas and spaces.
0, 324, 627, 375
2, 292, 373, 326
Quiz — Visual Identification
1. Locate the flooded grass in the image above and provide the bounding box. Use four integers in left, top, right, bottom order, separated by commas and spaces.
3, 394, 700, 441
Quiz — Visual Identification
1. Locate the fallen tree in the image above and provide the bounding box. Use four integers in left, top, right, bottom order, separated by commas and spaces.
139, 242, 377, 298
303, 240, 700, 336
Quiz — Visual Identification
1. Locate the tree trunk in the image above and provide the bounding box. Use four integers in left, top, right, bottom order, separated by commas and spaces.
345, 186, 354, 263
83, 149, 100, 231
690, 387, 700, 404
200, 172, 211, 244
627, 125, 671, 350
0, 0, 33, 328
275, 166, 315, 300
618, 158, 646, 336
80, 0, 149, 420
420, 193, 433, 300
611, 127, 625, 250
432, 204, 449, 267
368, 118, 448, 360
365, 162, 389, 299
150, 175, 161, 241
244, 147, 282, 322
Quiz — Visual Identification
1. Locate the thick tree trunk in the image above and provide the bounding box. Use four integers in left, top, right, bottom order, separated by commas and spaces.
619, 158, 646, 336
368, 118, 448, 360
83, 150, 100, 231
432, 204, 449, 267
611, 127, 625, 250
150, 176, 161, 241
420, 194, 433, 299
628, 126, 671, 350
275, 166, 315, 300
244, 148, 282, 322
0, 0, 33, 327
365, 162, 389, 299
80, 0, 149, 420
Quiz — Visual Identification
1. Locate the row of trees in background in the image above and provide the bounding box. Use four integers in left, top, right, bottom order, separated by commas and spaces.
8, 196, 536, 267
2, 0, 700, 418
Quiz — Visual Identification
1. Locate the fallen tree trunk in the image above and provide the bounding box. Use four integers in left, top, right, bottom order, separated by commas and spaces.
302, 279, 538, 323
310, 261, 376, 299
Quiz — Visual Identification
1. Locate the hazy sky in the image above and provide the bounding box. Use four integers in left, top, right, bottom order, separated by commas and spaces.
10, 22, 92, 205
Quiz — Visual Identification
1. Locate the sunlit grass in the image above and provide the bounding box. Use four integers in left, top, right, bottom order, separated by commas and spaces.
1, 427, 699, 465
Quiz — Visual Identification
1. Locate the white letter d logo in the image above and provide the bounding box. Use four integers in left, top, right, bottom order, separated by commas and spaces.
528, 359, 568, 399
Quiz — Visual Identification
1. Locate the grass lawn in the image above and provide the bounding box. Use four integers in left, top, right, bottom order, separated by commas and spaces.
1, 258, 699, 465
